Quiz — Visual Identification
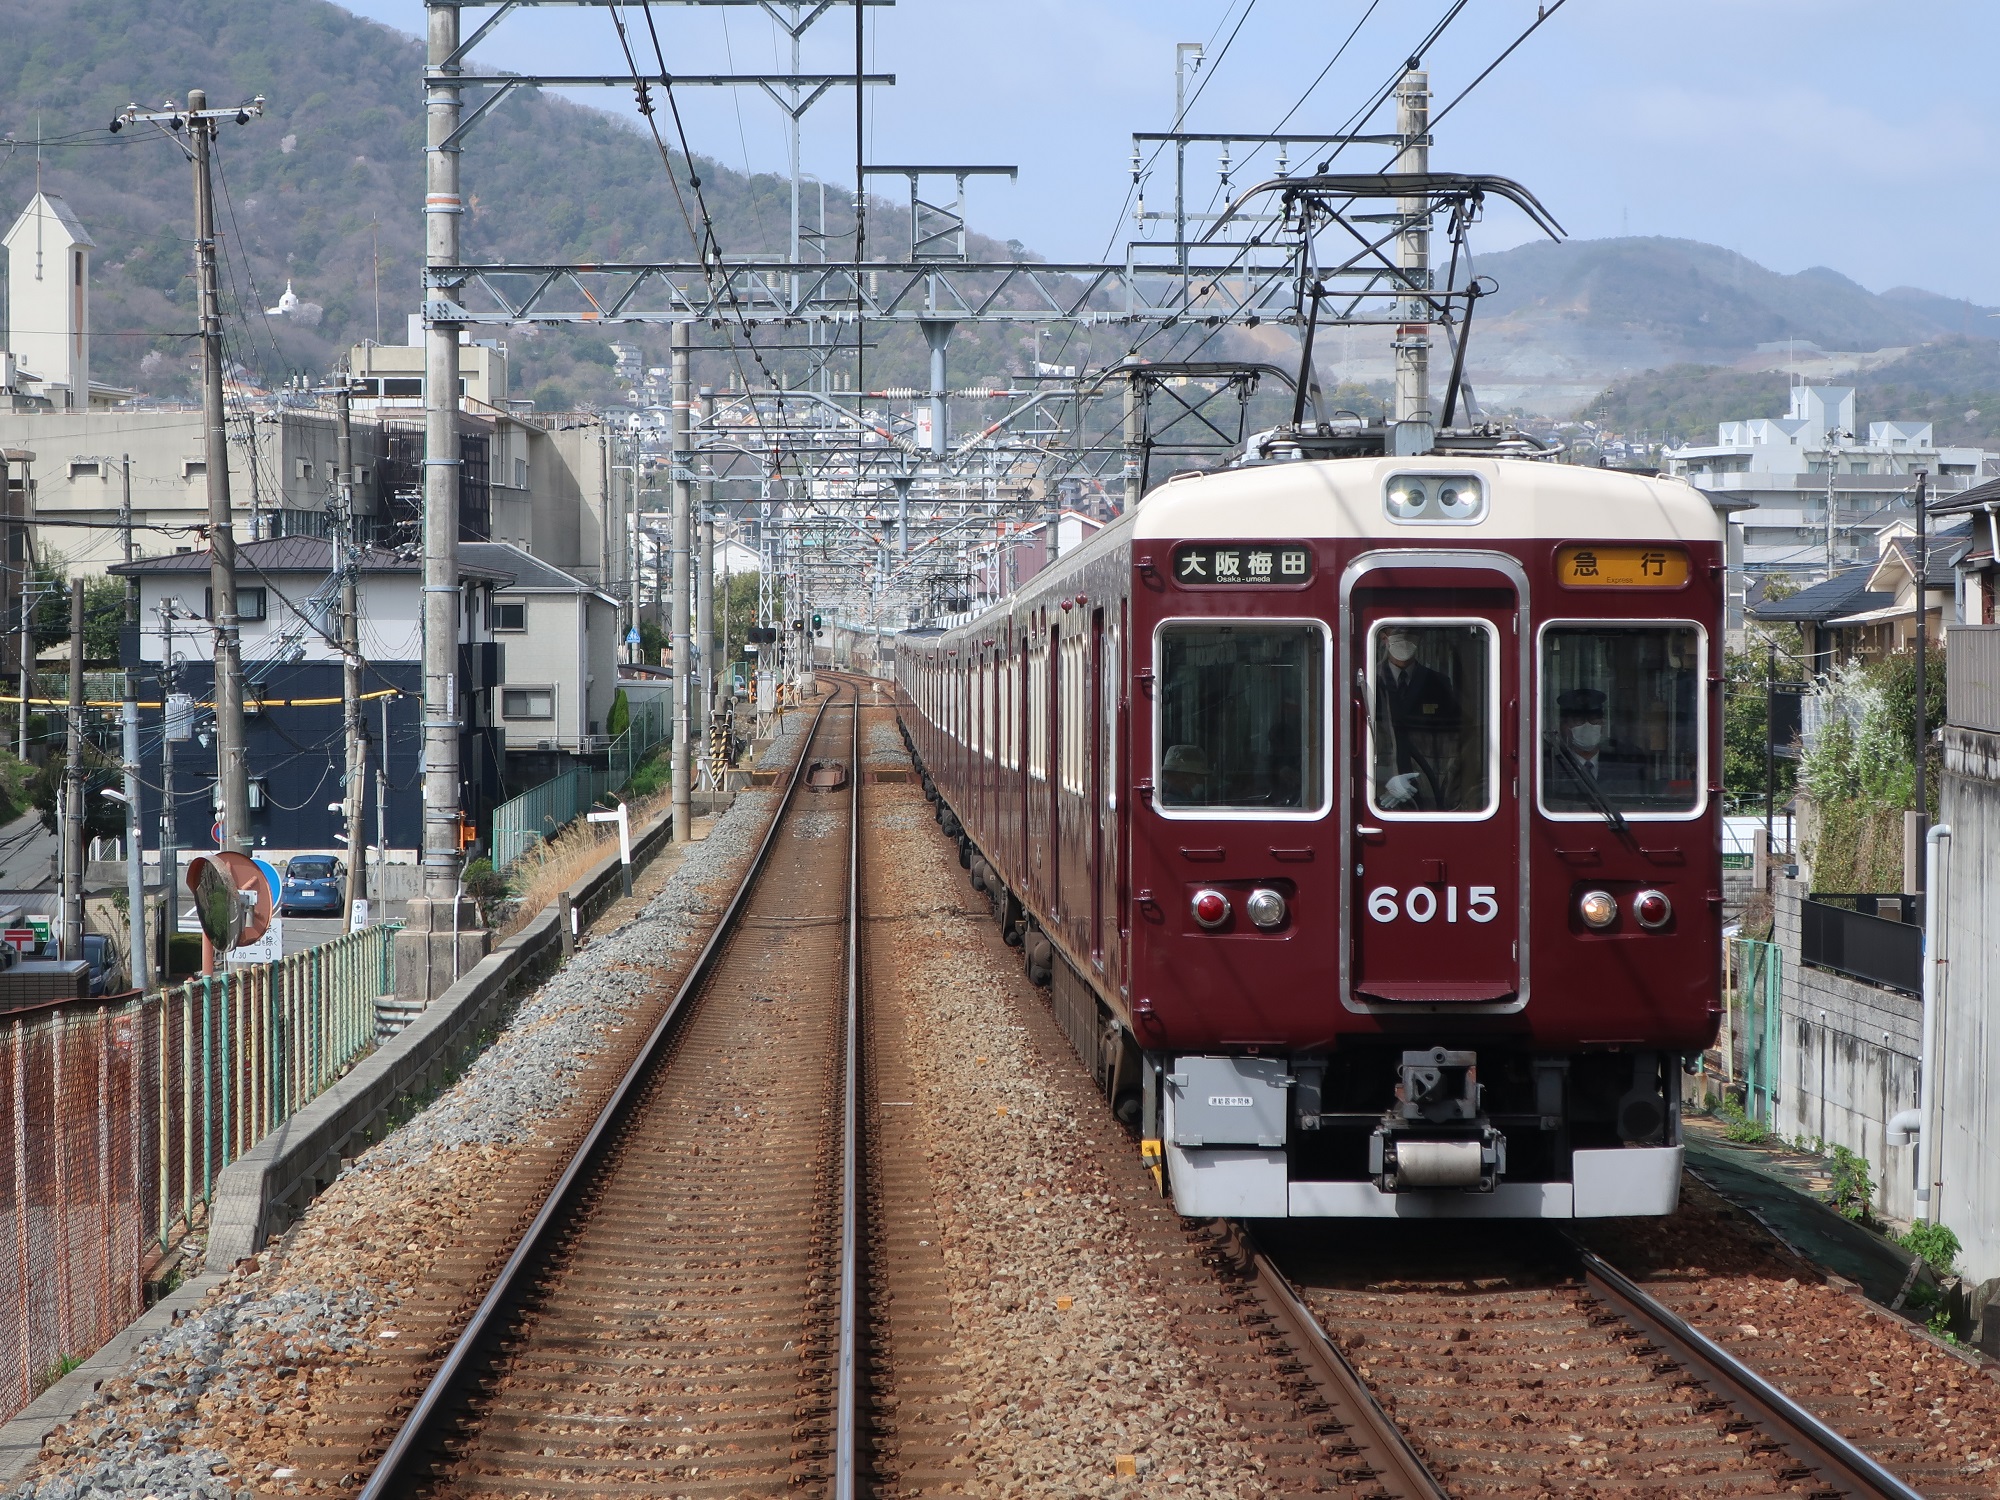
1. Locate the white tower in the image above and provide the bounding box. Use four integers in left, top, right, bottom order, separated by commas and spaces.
1, 191, 94, 408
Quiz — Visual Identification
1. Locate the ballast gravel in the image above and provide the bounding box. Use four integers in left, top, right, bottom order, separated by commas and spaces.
868, 780, 1275, 1497
16, 783, 783, 1500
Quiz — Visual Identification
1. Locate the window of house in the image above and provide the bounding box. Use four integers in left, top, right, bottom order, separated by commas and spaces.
504, 687, 556, 720
183, 459, 207, 479
204, 586, 267, 622
382, 378, 422, 398
67, 461, 101, 480
494, 601, 526, 631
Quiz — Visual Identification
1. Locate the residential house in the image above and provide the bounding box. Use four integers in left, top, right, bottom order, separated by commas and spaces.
462, 541, 621, 788
1746, 517, 1969, 675
109, 536, 511, 860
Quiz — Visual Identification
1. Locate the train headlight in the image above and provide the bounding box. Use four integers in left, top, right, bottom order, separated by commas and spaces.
1434, 480, 1481, 518
1191, 889, 1231, 930
1633, 889, 1673, 930
1246, 888, 1287, 929
1386, 479, 1428, 518
1578, 889, 1618, 929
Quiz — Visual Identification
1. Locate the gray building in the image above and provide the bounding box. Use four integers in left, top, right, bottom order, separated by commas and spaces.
1666, 385, 1993, 576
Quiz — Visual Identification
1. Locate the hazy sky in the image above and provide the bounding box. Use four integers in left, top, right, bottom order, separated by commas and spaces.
338, 0, 2000, 303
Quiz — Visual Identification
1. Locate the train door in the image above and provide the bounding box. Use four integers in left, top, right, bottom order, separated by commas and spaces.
1047, 620, 1062, 920
1090, 607, 1106, 966
1347, 566, 1524, 1005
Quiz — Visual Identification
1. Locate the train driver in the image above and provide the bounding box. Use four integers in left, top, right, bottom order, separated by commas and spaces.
1374, 626, 1468, 811
1547, 686, 1645, 802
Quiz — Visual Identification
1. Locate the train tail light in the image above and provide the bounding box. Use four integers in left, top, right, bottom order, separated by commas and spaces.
1633, 890, 1673, 929
1578, 890, 1618, 929
1191, 889, 1231, 929
1246, 888, 1287, 929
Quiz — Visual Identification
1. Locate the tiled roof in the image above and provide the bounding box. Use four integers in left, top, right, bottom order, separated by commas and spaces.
111, 535, 515, 583
1748, 566, 1889, 624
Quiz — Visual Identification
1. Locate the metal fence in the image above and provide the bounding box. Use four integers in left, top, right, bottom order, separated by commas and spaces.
1801, 892, 1923, 996
1947, 624, 2000, 734
0, 922, 394, 1424
492, 697, 671, 871
1727, 937, 1782, 1123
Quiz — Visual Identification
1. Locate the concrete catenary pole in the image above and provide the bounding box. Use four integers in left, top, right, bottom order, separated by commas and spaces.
420, 6, 467, 917
1123, 365, 1143, 512
698, 387, 716, 729
670, 322, 692, 841
60, 582, 83, 961
120, 454, 149, 991
1393, 68, 1431, 428
190, 89, 251, 855
337, 381, 367, 930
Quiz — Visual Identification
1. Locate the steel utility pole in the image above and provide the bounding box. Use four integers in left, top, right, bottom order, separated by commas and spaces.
0, 447, 29, 763
60, 583, 83, 961
187, 90, 254, 856
335, 379, 367, 930
670, 321, 692, 842
159, 607, 182, 949
1393, 67, 1431, 429
419, 4, 470, 948
120, 455, 149, 991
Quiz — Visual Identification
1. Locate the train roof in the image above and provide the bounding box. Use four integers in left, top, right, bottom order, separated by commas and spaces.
1131, 456, 1723, 545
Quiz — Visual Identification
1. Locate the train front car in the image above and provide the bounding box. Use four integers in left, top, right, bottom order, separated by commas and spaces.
1136, 456, 1723, 1220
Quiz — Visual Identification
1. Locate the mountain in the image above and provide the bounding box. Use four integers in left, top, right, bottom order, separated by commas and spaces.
1471, 236, 1999, 368
0, 0, 1028, 407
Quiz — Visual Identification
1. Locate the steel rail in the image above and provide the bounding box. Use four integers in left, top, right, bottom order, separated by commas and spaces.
356, 688, 840, 1499
1576, 1248, 1926, 1500
833, 696, 862, 1497
1237, 1230, 1450, 1500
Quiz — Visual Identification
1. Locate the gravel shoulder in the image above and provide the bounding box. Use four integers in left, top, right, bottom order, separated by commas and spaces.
15, 785, 786, 1499
865, 764, 1296, 1496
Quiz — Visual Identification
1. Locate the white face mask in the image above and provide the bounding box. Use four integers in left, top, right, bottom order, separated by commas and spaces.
1385, 636, 1416, 665
1568, 723, 1603, 751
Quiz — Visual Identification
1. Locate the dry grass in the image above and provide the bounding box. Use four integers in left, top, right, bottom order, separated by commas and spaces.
497, 785, 674, 940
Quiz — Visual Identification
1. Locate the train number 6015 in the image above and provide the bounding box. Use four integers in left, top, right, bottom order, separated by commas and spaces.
1367, 885, 1498, 924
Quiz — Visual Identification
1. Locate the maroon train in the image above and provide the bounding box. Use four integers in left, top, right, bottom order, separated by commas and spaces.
895, 451, 1724, 1219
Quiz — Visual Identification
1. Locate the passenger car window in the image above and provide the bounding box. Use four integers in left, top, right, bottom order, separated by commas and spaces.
1540, 624, 1703, 817
1156, 622, 1325, 815
1365, 620, 1497, 819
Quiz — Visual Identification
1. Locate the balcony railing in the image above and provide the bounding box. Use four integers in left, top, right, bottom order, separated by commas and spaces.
1947, 624, 2000, 734
1801, 892, 1923, 996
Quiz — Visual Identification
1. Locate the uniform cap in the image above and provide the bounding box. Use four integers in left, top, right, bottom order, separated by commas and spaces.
1557, 688, 1607, 716
1163, 744, 1211, 774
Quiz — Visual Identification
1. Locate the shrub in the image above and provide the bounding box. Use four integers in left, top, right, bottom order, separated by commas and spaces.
1900, 1220, 1961, 1276
1718, 1094, 1771, 1144
1824, 1145, 1875, 1223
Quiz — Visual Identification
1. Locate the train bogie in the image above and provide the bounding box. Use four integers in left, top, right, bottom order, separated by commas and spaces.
896, 455, 1724, 1220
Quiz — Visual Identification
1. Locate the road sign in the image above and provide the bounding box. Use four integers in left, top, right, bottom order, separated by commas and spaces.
625, 627, 641, 644
211, 821, 225, 848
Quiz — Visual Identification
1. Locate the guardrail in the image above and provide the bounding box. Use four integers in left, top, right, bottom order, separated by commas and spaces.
0, 922, 396, 1425
1947, 624, 2000, 734
1802, 892, 1923, 996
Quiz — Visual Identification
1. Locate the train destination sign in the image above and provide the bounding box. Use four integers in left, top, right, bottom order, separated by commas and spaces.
1172, 543, 1313, 586
1555, 544, 1689, 588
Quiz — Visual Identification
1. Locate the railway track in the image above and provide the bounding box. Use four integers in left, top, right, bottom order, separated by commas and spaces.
359, 686, 869, 1497
1260, 1222, 1925, 1499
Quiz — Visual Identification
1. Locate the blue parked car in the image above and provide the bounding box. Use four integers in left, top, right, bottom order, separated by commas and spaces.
280, 855, 345, 915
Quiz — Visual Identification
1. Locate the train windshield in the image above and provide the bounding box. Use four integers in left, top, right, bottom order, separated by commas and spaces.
1365, 619, 1498, 819
1156, 622, 1326, 815
1540, 623, 1704, 818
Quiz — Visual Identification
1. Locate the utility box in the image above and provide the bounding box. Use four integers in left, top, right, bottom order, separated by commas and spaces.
1166, 1055, 1290, 1148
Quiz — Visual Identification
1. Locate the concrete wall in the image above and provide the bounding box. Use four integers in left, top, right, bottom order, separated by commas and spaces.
1937, 726, 2000, 1285
1772, 879, 1924, 1224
